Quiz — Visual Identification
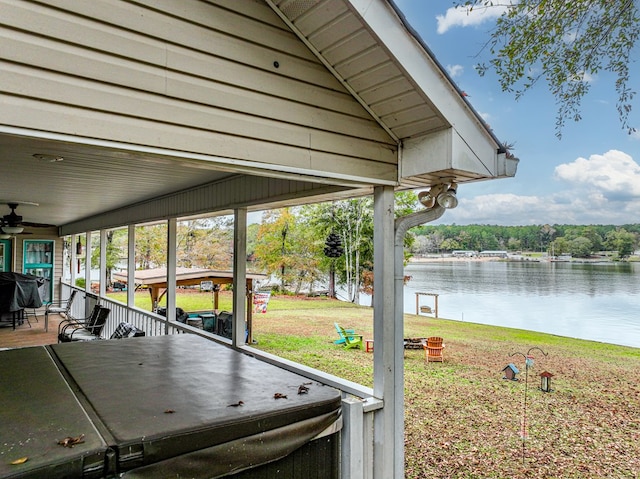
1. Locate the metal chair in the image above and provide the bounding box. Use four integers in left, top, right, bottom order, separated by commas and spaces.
58, 305, 110, 342
45, 290, 78, 332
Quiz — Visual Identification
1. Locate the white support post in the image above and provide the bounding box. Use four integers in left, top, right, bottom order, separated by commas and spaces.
232, 208, 247, 347
99, 229, 107, 298
127, 225, 136, 309
70, 234, 77, 292
85, 232, 92, 315
372, 186, 397, 479
341, 397, 364, 479
166, 218, 177, 334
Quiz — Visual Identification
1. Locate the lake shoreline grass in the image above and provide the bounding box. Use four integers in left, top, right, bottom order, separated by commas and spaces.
249, 294, 640, 479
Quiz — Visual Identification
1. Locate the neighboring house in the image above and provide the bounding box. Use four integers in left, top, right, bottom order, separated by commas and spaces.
480, 250, 509, 258
0, 1, 517, 477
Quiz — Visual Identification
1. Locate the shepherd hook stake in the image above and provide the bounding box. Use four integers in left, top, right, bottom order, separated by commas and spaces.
510, 347, 548, 467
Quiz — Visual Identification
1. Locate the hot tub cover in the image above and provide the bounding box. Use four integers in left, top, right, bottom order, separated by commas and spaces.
1, 335, 341, 478
0, 347, 108, 479
51, 334, 341, 476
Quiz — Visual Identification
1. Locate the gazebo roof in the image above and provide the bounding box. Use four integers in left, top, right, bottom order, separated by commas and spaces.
113, 268, 267, 286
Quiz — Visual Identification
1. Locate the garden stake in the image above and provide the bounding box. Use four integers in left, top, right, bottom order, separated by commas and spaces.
510, 347, 548, 467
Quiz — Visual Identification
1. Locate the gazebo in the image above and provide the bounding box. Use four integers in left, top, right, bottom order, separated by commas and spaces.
112, 267, 268, 339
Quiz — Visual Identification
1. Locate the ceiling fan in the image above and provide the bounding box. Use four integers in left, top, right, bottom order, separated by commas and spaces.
0, 202, 55, 237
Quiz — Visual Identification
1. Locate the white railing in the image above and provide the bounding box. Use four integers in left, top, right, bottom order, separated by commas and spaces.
61, 283, 381, 479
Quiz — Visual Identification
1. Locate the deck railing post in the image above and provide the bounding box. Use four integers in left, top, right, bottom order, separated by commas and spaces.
341, 396, 364, 479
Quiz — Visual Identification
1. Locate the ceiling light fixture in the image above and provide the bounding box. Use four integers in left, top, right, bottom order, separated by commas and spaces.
2, 226, 23, 234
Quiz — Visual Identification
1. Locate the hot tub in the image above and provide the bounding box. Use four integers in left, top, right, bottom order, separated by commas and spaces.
0, 335, 341, 478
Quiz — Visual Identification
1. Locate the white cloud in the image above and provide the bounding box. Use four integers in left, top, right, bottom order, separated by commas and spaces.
554, 150, 640, 197
436, 5, 507, 34
433, 150, 640, 225
446, 64, 464, 78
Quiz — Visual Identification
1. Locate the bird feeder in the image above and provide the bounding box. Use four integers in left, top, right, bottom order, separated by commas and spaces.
502, 363, 519, 381
539, 371, 554, 392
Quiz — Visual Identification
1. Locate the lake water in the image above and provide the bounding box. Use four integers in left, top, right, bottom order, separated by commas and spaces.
402, 260, 640, 349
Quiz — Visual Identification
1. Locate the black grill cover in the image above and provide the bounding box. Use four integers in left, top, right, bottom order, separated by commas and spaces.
0, 273, 43, 312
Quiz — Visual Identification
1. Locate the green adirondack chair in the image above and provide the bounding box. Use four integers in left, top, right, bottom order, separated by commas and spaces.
334, 322, 356, 345
335, 324, 363, 350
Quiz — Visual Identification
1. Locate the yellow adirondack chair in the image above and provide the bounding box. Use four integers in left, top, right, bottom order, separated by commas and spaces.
336, 324, 363, 350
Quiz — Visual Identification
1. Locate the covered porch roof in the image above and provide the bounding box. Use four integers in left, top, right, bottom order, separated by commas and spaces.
0, 0, 516, 235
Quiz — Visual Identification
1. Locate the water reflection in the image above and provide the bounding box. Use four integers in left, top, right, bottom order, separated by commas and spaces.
402, 261, 640, 348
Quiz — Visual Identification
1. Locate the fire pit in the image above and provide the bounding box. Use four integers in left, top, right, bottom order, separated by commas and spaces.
403, 338, 426, 349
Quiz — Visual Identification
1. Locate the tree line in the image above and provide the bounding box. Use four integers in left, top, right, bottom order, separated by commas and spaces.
412, 223, 639, 258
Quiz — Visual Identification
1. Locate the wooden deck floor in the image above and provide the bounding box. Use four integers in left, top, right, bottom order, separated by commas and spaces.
0, 312, 63, 349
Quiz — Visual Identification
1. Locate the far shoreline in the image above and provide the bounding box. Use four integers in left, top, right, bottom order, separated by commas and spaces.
408, 254, 632, 264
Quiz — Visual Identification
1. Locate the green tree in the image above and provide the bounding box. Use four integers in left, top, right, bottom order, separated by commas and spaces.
254, 208, 297, 292
462, 0, 640, 136
254, 208, 325, 294
550, 237, 571, 256
604, 228, 637, 258
440, 238, 462, 252
569, 236, 593, 257
177, 217, 234, 270
135, 223, 167, 269
90, 230, 124, 288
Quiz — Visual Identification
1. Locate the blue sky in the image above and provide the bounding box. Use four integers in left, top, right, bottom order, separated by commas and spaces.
394, 1, 640, 226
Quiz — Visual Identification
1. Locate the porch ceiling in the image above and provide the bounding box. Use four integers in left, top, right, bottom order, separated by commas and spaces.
0, 132, 236, 229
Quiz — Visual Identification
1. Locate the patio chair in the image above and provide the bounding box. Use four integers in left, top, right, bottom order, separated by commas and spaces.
423, 336, 445, 363
58, 305, 110, 342
45, 290, 78, 325
333, 322, 357, 345
335, 324, 363, 350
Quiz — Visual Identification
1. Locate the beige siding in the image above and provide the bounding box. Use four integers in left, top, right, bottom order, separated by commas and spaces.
0, 0, 397, 182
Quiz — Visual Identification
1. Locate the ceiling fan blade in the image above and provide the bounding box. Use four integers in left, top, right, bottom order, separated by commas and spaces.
21, 221, 57, 228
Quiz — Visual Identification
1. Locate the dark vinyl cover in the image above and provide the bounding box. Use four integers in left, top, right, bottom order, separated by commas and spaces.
0, 347, 108, 479
49, 334, 342, 473
0, 273, 43, 312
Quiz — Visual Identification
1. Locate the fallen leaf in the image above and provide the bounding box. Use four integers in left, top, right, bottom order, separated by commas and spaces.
10, 457, 28, 465
227, 401, 244, 407
274, 392, 287, 399
164, 409, 176, 414
57, 434, 85, 448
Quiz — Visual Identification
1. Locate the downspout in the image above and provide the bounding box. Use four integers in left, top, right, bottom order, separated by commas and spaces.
392, 204, 446, 477
395, 204, 447, 314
